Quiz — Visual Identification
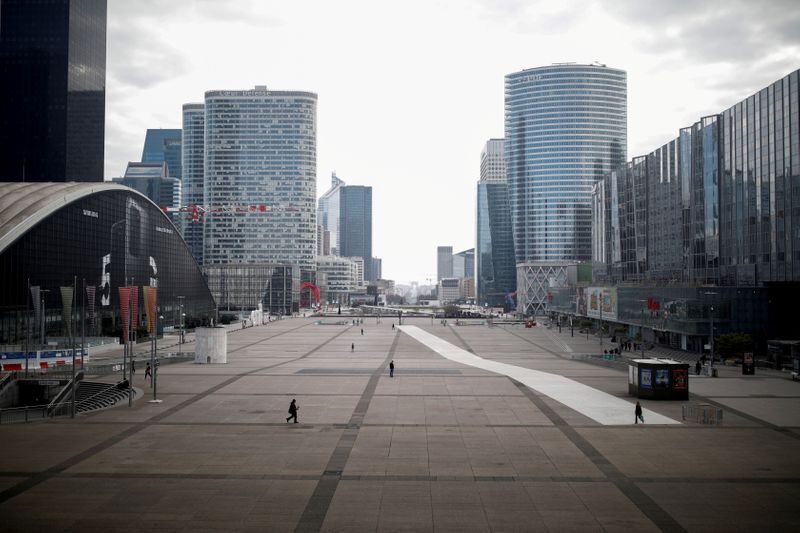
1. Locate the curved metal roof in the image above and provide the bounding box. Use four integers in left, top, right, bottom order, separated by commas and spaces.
0, 181, 140, 254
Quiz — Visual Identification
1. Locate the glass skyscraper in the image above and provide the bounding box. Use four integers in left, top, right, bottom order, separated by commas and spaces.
477, 138, 516, 307
505, 63, 627, 263
0, 0, 107, 182
203, 87, 317, 270
338, 185, 373, 281
181, 103, 205, 265
317, 172, 345, 255
142, 128, 182, 179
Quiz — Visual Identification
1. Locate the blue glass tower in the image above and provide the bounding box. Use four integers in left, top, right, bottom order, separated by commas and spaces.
505, 63, 627, 263
339, 185, 373, 281
141, 128, 182, 179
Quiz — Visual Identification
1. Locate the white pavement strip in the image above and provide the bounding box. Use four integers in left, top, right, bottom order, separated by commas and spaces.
398, 325, 679, 426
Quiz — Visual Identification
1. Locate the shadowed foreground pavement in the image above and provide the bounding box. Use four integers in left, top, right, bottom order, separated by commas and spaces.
1, 317, 799, 532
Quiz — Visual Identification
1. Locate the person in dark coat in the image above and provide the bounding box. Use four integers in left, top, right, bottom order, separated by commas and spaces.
389, 360, 394, 377
144, 362, 152, 383
286, 399, 299, 423
695, 360, 702, 375
635, 401, 644, 424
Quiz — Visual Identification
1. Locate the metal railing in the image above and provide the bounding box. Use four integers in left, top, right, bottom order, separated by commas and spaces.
682, 403, 724, 425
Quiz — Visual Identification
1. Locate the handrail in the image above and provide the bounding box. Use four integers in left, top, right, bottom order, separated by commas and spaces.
75, 382, 124, 409
0, 371, 15, 394
46, 371, 84, 414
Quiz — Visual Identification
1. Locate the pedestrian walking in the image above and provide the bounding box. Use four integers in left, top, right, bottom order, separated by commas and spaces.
389, 360, 394, 377
144, 362, 152, 384
351, 343, 354, 352
695, 360, 702, 375
635, 401, 644, 424
361, 328, 364, 335
131, 359, 136, 375
391, 323, 395, 331
286, 399, 299, 423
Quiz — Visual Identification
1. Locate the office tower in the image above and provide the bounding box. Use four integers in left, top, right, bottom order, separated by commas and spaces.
0, 0, 107, 182
480, 139, 506, 183
112, 161, 181, 209
203, 87, 317, 269
141, 128, 182, 179
453, 248, 474, 279
317, 172, 345, 255
477, 139, 516, 307
339, 185, 373, 280
506, 63, 626, 315
437, 246, 453, 280
181, 103, 205, 265
505, 63, 627, 263
372, 257, 382, 280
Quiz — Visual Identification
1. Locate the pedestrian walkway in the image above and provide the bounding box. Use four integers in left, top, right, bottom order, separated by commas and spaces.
400, 325, 677, 425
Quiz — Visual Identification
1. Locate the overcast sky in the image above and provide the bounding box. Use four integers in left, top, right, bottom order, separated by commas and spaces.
105, 0, 800, 284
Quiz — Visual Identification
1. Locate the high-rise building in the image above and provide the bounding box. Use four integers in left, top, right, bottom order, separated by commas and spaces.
453, 248, 475, 278
480, 139, 506, 183
371, 257, 382, 281
181, 103, 205, 265
506, 63, 626, 315
0, 0, 107, 182
477, 139, 516, 307
505, 63, 627, 263
112, 161, 181, 209
317, 172, 345, 255
437, 246, 453, 280
141, 128, 182, 179
339, 185, 373, 281
202, 87, 317, 270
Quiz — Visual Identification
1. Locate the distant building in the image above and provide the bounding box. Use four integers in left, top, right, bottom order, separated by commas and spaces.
477, 138, 516, 307
453, 248, 474, 278
339, 185, 373, 280
203, 86, 317, 269
317, 172, 344, 255
348, 256, 365, 287
371, 257, 382, 281
437, 246, 453, 280
112, 162, 181, 210
316, 255, 359, 303
141, 128, 182, 179
0, 0, 107, 182
438, 278, 461, 303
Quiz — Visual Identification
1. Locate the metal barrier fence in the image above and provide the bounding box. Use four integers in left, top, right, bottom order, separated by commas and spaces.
682, 403, 724, 425
83, 353, 194, 377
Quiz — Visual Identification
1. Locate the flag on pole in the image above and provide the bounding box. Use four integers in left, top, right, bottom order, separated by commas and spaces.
144, 287, 157, 336
130, 286, 139, 338
118, 287, 132, 342
31, 286, 41, 331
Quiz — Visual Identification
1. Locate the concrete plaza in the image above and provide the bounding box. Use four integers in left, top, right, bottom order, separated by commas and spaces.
1, 317, 799, 532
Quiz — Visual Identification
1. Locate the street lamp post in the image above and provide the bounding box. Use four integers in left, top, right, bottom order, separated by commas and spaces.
599, 290, 603, 348
703, 291, 717, 366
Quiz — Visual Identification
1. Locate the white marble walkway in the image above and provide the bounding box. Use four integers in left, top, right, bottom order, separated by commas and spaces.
398, 325, 679, 426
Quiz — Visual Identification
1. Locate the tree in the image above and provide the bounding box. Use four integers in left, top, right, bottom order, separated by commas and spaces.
715, 333, 753, 358
443, 305, 460, 317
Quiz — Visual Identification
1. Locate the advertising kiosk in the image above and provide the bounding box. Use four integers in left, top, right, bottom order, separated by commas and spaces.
628, 358, 689, 400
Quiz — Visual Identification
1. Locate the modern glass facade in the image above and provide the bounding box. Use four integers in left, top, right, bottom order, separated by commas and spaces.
181, 103, 205, 265
202, 263, 298, 315
593, 69, 799, 286
0, 183, 215, 345
316, 255, 359, 303
317, 172, 344, 255
477, 181, 516, 306
112, 162, 181, 210
338, 185, 373, 281
453, 248, 474, 279
203, 88, 317, 270
505, 63, 627, 263
0, 0, 106, 182
141, 128, 182, 179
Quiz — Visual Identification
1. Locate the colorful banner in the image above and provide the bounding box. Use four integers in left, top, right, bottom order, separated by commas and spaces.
86, 285, 97, 330
586, 287, 618, 320
655, 369, 670, 388
118, 287, 131, 342
130, 286, 139, 338
639, 368, 653, 389
31, 285, 41, 332
144, 286, 157, 336
60, 286, 74, 339
672, 368, 687, 390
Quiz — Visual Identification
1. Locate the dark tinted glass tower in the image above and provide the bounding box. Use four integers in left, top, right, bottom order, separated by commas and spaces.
339, 186, 373, 281
141, 129, 182, 179
0, 0, 107, 182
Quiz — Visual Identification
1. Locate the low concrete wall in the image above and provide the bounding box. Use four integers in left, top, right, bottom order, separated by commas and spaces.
195, 327, 227, 364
